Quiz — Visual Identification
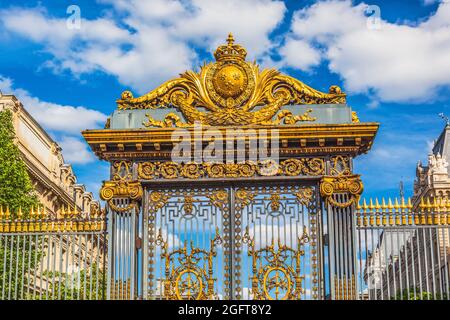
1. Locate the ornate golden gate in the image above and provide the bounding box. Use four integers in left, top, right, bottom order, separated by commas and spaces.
142, 183, 320, 300
83, 34, 378, 300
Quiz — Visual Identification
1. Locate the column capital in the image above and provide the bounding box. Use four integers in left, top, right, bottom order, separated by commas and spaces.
320, 175, 363, 209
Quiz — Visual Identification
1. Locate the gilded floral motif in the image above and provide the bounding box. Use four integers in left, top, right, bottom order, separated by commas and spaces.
137, 159, 325, 180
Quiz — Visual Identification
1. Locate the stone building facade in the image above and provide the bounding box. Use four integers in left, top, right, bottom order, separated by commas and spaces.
0, 92, 100, 215
364, 125, 450, 299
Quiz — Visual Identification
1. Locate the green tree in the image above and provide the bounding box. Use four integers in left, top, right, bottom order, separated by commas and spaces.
393, 287, 448, 300
0, 109, 39, 212
0, 109, 41, 299
35, 263, 106, 300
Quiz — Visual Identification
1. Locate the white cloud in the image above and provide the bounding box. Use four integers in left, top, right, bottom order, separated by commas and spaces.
0, 74, 106, 165
58, 136, 96, 165
280, 0, 450, 103
279, 39, 321, 71
247, 223, 309, 249
1, 1, 286, 94
0, 75, 107, 134
422, 0, 441, 5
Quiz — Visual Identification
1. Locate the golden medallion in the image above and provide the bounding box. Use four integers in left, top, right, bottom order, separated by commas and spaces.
213, 64, 247, 99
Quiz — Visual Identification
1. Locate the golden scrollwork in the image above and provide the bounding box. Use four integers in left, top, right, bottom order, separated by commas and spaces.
137, 158, 325, 180
243, 226, 310, 300
320, 175, 363, 208
330, 155, 351, 176
269, 193, 281, 212
118, 34, 345, 127
156, 228, 222, 300
295, 187, 314, 206
112, 160, 133, 181
207, 190, 229, 209
352, 111, 360, 123
235, 189, 255, 210
100, 180, 143, 212
280, 158, 325, 176
148, 191, 170, 214
183, 195, 195, 215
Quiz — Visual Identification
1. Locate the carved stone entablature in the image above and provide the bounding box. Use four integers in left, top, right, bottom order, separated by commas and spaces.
320, 175, 363, 208
414, 153, 450, 201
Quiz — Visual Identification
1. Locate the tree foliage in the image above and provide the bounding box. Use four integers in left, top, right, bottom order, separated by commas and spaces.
0, 109, 39, 213
0, 109, 41, 299
393, 287, 448, 300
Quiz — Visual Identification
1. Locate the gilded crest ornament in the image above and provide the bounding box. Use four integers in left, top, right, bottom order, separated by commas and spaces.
243, 226, 310, 300
117, 33, 346, 127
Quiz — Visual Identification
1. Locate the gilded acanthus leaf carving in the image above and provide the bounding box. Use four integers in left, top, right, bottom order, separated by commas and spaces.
116, 34, 345, 127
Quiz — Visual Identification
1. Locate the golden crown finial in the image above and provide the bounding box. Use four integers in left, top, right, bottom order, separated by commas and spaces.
227, 33, 234, 46
214, 33, 247, 62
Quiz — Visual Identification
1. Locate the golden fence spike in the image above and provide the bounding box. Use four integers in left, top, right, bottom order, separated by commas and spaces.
419, 197, 426, 212
388, 198, 394, 210
356, 198, 361, 210
394, 198, 400, 212
0, 205, 3, 219
369, 198, 374, 212
363, 199, 368, 212
399, 198, 405, 213
18, 206, 23, 218
375, 198, 380, 210
407, 198, 413, 210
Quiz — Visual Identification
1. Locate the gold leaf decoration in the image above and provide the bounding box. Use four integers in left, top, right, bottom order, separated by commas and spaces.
118, 34, 346, 127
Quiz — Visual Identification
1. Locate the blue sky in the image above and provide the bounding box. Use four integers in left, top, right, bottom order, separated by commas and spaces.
0, 0, 449, 200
